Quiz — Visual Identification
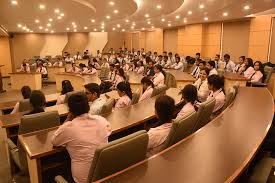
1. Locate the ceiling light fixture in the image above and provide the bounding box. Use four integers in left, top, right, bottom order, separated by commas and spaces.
168, 23, 171, 27
22, 26, 26, 30
101, 26, 104, 29
51, 30, 54, 33
84, 27, 88, 30
45, 28, 49, 31
147, 21, 151, 24
161, 18, 165, 22
223, 12, 228, 17
176, 15, 180, 19
188, 11, 192, 15
109, 1, 114, 5
39, 4, 45, 9
94, 28, 97, 31
122, 29, 125, 32
145, 14, 149, 18
60, 13, 65, 17
72, 22, 75, 25
199, 4, 204, 9
11, 0, 18, 5
117, 24, 121, 28
17, 24, 22, 28
142, 28, 145, 30
57, 16, 62, 19
39, 26, 43, 29
106, 15, 111, 19
204, 17, 208, 21
131, 26, 134, 29
55, 9, 60, 13
91, 19, 95, 23
73, 25, 77, 28
132, 22, 136, 26
244, 5, 250, 10
113, 27, 116, 30
49, 18, 53, 22
47, 23, 51, 27
66, 28, 70, 31
114, 10, 118, 14
101, 23, 105, 26
184, 19, 187, 23
156, 5, 161, 9
74, 29, 77, 32
125, 19, 129, 23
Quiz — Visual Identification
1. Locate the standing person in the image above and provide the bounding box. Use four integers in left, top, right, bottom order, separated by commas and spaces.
139, 77, 154, 102
152, 65, 165, 87
206, 61, 218, 76
56, 80, 74, 105
101, 58, 110, 68
193, 68, 210, 102
191, 59, 201, 77
52, 93, 111, 183
114, 82, 132, 109
11, 86, 32, 114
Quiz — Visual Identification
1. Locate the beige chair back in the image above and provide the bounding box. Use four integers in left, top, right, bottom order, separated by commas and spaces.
162, 111, 197, 150
18, 111, 60, 173
87, 130, 148, 182
164, 72, 177, 88
193, 97, 216, 132
100, 98, 115, 115
64, 91, 85, 103
151, 84, 167, 97
19, 99, 32, 112
222, 87, 235, 111
131, 89, 140, 105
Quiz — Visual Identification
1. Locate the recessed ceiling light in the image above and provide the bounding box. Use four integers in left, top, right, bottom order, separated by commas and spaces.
117, 24, 121, 28
84, 26, 88, 30
47, 23, 51, 27
66, 28, 70, 31
45, 28, 49, 31
145, 14, 149, 18
94, 28, 97, 31
17, 24, 22, 28
39, 26, 43, 30
175, 15, 180, 19
72, 22, 75, 25
147, 21, 151, 24
244, 5, 250, 10
184, 19, 187, 23
26, 28, 30, 32
73, 25, 77, 28
101, 23, 105, 26
188, 11, 192, 15
122, 29, 125, 32
11, 1, 18, 5
161, 18, 165, 22
109, 1, 114, 5
223, 12, 228, 17
39, 4, 45, 9
60, 13, 65, 17
102, 30, 104, 32
91, 19, 95, 23
151, 26, 155, 28
125, 19, 129, 23
30, 30, 33, 33
101, 26, 104, 29
49, 18, 53, 22
132, 22, 136, 26
57, 16, 62, 19
55, 9, 60, 13
156, 5, 161, 9
106, 15, 111, 19
142, 28, 145, 30
168, 23, 171, 27
22, 26, 26, 30
199, 4, 204, 9
114, 10, 118, 14
74, 29, 77, 32
131, 26, 134, 29
204, 17, 208, 21
112, 27, 116, 30
51, 30, 54, 33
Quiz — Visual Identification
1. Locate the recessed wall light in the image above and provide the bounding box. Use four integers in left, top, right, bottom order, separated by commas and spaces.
17, 24, 22, 28
176, 15, 180, 19
101, 26, 104, 29
22, 26, 26, 30
132, 22, 136, 26
101, 30, 104, 32
131, 26, 134, 29
142, 28, 145, 30
39, 4, 45, 9
204, 17, 208, 21
147, 21, 151, 24
145, 14, 149, 18
106, 15, 111, 19
114, 10, 118, 14
156, 5, 161, 9
161, 18, 165, 22
151, 26, 155, 28
11, 1, 18, 5
51, 30, 54, 33
26, 28, 30, 32
30, 30, 33, 33
184, 19, 187, 23
45, 28, 49, 31
188, 11, 192, 15
199, 4, 204, 9
47, 23, 51, 27
73, 25, 77, 28
55, 9, 60, 13
72, 22, 75, 25
74, 29, 77, 32
101, 23, 105, 26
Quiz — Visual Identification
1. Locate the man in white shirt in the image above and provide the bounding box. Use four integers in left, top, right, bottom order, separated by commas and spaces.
96, 50, 102, 58
65, 54, 74, 63
20, 63, 30, 73
171, 56, 183, 70
191, 59, 201, 77
151, 52, 158, 62
214, 54, 221, 69
67, 63, 81, 73
223, 54, 235, 73
36, 63, 48, 78
206, 61, 218, 76
163, 56, 169, 67
168, 52, 175, 65
73, 51, 82, 60
53, 59, 63, 67
234, 56, 246, 73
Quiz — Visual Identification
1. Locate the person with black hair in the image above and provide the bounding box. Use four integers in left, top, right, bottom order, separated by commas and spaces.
114, 68, 126, 87
249, 61, 264, 83
83, 63, 97, 75
20, 61, 30, 72
135, 61, 145, 74
191, 59, 201, 77
73, 51, 82, 60
155, 55, 164, 66
115, 82, 132, 109
139, 77, 154, 102
176, 84, 198, 119
214, 54, 221, 68
153, 65, 165, 86
52, 93, 111, 183
206, 61, 218, 75
243, 58, 254, 77
108, 64, 116, 82
36, 63, 48, 78
195, 53, 201, 61
53, 58, 63, 67
56, 80, 74, 105
101, 58, 110, 68
234, 56, 246, 73
27, 90, 46, 115
90, 58, 100, 69
194, 68, 210, 102
207, 75, 225, 114
11, 86, 32, 114
146, 60, 155, 77
222, 54, 235, 72
151, 51, 158, 61
122, 60, 130, 71
164, 53, 171, 68
162, 55, 169, 67
171, 56, 183, 70
67, 63, 80, 73
147, 95, 175, 156
79, 64, 89, 74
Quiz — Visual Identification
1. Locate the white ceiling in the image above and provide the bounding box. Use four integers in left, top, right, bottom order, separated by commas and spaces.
0, 0, 275, 33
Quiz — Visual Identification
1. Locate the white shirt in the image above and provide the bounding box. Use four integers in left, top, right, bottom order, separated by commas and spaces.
224, 60, 236, 73
89, 98, 106, 115
114, 75, 125, 87
74, 55, 82, 60
193, 78, 209, 102
251, 71, 263, 83
67, 67, 81, 73
65, 57, 74, 63
171, 62, 183, 70
109, 71, 116, 81
207, 88, 225, 113
244, 67, 255, 79
115, 95, 131, 109
56, 94, 66, 105
123, 64, 130, 71
53, 61, 63, 67
209, 68, 218, 76
164, 59, 172, 68
51, 114, 111, 183
136, 66, 144, 74
153, 72, 165, 87
176, 102, 195, 120
191, 66, 200, 78
83, 68, 97, 75
101, 63, 110, 68
20, 65, 30, 73
234, 63, 245, 73
36, 67, 47, 75
139, 86, 153, 102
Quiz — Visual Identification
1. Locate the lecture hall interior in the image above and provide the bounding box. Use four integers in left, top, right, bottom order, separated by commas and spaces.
0, 0, 275, 183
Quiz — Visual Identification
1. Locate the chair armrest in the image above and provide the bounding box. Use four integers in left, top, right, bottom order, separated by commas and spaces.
7, 138, 18, 151
55, 176, 69, 183
251, 82, 267, 87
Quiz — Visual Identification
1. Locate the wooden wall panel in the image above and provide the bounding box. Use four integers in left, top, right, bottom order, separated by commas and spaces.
0, 36, 12, 76
270, 17, 275, 63
164, 29, 178, 54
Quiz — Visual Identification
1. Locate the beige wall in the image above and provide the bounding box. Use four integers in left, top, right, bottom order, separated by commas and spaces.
138, 32, 146, 50
124, 33, 132, 50
201, 22, 222, 59
102, 32, 126, 53
145, 29, 163, 53
40, 33, 67, 57
0, 36, 12, 76
85, 32, 108, 55
222, 20, 250, 61
132, 33, 139, 51
248, 15, 272, 61
63, 33, 88, 55
270, 17, 275, 63
164, 29, 178, 54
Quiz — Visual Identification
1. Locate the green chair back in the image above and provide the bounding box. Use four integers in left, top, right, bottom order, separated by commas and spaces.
151, 84, 167, 97
100, 98, 115, 115
263, 66, 273, 84
99, 67, 110, 81
222, 87, 235, 111
87, 130, 148, 182
164, 72, 177, 88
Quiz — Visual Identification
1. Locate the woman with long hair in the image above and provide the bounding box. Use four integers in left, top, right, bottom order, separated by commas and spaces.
56, 80, 74, 105
114, 82, 132, 109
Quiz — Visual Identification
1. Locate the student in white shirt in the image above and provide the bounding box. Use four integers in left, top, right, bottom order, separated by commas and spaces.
152, 65, 165, 87
20, 63, 30, 73
206, 61, 218, 76
223, 54, 235, 73
167, 52, 175, 65
147, 95, 175, 156
73, 51, 82, 60
163, 56, 170, 68
67, 63, 81, 73
207, 75, 225, 115
139, 77, 154, 102
84, 83, 106, 115
151, 52, 158, 61
96, 50, 102, 58
53, 59, 63, 67
176, 84, 198, 120
192, 60, 206, 79
214, 54, 221, 69
114, 82, 132, 109
234, 56, 246, 74
101, 58, 110, 68
135, 61, 145, 74
171, 56, 183, 70
193, 68, 210, 102
79, 64, 89, 74
11, 86, 32, 114
43, 60, 52, 67
113, 68, 126, 87
108, 64, 116, 82
56, 80, 74, 105
83, 64, 97, 75
65, 54, 74, 63
36, 64, 48, 78
146, 60, 155, 77
191, 59, 201, 77
52, 93, 111, 183
249, 61, 264, 83
243, 58, 255, 78
122, 60, 130, 71
155, 55, 164, 66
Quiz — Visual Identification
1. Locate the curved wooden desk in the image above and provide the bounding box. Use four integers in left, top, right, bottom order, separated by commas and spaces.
55, 72, 101, 91
166, 70, 196, 89
224, 73, 249, 94
47, 67, 65, 82
97, 88, 274, 183
127, 71, 144, 92
9, 72, 42, 90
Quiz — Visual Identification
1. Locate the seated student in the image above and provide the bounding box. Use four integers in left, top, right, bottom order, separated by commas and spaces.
234, 56, 246, 74
243, 58, 254, 77
101, 58, 110, 68
151, 52, 158, 61
67, 63, 80, 73
73, 51, 82, 60
11, 86, 32, 114
114, 82, 132, 109
78, 64, 89, 74
139, 77, 154, 102
152, 65, 165, 87
171, 56, 183, 70
82, 64, 97, 75
51, 93, 111, 183
162, 56, 169, 67
155, 55, 164, 66
214, 54, 221, 69
122, 60, 130, 71
167, 52, 175, 65
89, 58, 100, 69
65, 53, 74, 63
96, 50, 102, 58
20, 63, 30, 73
84, 83, 106, 115
53, 59, 63, 67
82, 52, 89, 59
223, 54, 235, 73
36, 63, 48, 78
147, 95, 175, 156
176, 84, 198, 119
206, 61, 218, 76
27, 90, 46, 115
43, 59, 52, 67
146, 60, 155, 77
113, 68, 126, 87
56, 80, 74, 105
193, 68, 210, 102
191, 59, 201, 77
108, 64, 116, 82
249, 61, 264, 83
207, 75, 225, 115
135, 61, 145, 74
